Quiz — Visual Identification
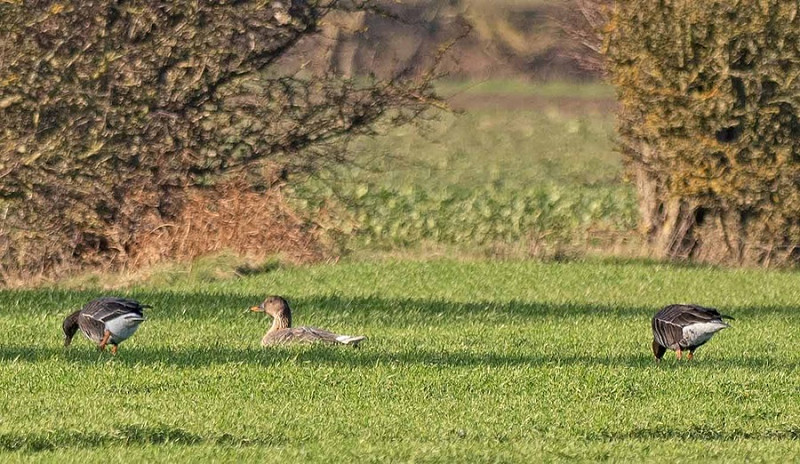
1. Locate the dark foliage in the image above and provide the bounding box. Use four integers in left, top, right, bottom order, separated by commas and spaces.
603, 1, 800, 265
0, 0, 443, 281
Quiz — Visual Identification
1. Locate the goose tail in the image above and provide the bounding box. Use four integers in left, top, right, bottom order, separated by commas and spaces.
335, 335, 367, 347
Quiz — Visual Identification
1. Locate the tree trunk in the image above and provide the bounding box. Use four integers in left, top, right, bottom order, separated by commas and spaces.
632, 162, 697, 261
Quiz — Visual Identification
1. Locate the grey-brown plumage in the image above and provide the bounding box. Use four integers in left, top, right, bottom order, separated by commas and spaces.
62, 297, 148, 354
249, 295, 367, 347
651, 304, 733, 361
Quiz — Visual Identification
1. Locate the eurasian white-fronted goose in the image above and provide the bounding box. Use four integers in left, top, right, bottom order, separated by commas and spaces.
651, 303, 733, 361
250, 295, 366, 347
62, 297, 149, 355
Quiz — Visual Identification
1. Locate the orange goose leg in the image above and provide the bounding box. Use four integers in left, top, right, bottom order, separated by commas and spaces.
687, 351, 693, 361
99, 330, 112, 351
110, 345, 119, 355
675, 348, 682, 360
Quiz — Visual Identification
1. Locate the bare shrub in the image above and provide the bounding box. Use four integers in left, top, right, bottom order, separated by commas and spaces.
559, 0, 613, 75
0, 0, 446, 283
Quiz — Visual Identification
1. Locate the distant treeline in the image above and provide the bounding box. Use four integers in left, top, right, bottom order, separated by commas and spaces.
304, 0, 597, 81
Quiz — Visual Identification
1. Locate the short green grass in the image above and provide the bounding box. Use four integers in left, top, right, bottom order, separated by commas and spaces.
2, 259, 799, 462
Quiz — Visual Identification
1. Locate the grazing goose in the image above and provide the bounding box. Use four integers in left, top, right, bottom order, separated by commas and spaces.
250, 295, 367, 347
62, 297, 149, 354
651, 303, 733, 361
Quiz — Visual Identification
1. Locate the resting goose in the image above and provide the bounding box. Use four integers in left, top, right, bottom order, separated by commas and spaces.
63, 297, 149, 354
651, 303, 733, 361
250, 295, 366, 347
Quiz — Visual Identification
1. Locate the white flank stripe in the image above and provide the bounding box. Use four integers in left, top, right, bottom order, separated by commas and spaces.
104, 313, 145, 342
682, 321, 728, 346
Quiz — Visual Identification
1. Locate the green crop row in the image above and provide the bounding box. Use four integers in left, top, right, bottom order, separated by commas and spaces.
292, 182, 638, 251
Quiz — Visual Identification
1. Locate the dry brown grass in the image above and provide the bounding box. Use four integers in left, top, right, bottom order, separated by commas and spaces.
0, 179, 327, 288
130, 180, 325, 269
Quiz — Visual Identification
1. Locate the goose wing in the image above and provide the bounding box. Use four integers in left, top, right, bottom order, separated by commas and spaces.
652, 304, 728, 348
82, 297, 148, 323
288, 327, 366, 346
287, 326, 340, 344
263, 326, 356, 345
262, 327, 312, 345
77, 313, 108, 343
661, 304, 727, 325
651, 314, 684, 348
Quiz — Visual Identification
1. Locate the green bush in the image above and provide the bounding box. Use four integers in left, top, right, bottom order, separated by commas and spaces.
605, 1, 800, 265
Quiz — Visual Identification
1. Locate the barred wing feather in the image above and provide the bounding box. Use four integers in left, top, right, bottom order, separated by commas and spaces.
83, 297, 148, 323
652, 304, 732, 349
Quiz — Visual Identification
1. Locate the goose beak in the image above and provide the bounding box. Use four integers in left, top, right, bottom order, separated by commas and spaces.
249, 306, 262, 313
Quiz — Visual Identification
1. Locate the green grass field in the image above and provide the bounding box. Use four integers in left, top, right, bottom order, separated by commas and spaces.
2, 259, 799, 462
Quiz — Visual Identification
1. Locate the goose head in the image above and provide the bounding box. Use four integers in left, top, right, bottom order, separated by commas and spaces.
62, 310, 81, 347
652, 340, 666, 361
250, 295, 292, 325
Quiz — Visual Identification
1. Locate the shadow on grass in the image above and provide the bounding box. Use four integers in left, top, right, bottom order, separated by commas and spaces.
0, 342, 789, 371
0, 423, 284, 452
2, 420, 797, 454
584, 425, 800, 441
3, 289, 796, 321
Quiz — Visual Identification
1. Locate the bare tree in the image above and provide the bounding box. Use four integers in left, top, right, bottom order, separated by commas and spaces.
559, 0, 613, 75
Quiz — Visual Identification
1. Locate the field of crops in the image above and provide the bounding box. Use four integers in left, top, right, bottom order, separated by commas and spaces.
1, 259, 799, 462
292, 81, 634, 258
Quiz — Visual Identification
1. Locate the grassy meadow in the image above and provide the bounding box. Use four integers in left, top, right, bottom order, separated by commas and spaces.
2, 80, 799, 462
1, 259, 800, 462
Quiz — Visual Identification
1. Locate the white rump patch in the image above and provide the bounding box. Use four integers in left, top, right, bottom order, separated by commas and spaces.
682, 321, 729, 346
104, 313, 146, 342
335, 335, 366, 345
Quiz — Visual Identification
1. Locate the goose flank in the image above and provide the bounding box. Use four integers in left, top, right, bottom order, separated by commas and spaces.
63, 297, 149, 354
651, 303, 733, 361
249, 295, 367, 347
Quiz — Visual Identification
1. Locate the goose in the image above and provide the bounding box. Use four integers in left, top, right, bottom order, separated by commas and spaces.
62, 297, 149, 354
249, 295, 366, 347
651, 303, 733, 361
